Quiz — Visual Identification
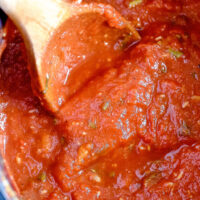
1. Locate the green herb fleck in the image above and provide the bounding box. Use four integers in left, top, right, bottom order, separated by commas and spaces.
175, 34, 182, 39
129, 0, 143, 8
102, 101, 110, 111
119, 98, 125, 105
88, 120, 97, 129
60, 137, 66, 145
160, 63, 167, 73
53, 118, 58, 125
90, 169, 96, 173
144, 172, 162, 188
180, 120, 190, 136
120, 34, 133, 49
109, 171, 116, 178
38, 172, 46, 182
168, 48, 183, 58
191, 72, 198, 80
157, 41, 162, 45
42, 73, 50, 94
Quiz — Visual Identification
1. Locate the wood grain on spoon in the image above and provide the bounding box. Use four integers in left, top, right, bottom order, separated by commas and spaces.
0, 0, 140, 115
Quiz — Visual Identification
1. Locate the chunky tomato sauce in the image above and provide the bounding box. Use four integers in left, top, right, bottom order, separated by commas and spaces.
1, 0, 200, 199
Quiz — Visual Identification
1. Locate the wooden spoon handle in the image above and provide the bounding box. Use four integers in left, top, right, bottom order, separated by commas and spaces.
0, 0, 67, 28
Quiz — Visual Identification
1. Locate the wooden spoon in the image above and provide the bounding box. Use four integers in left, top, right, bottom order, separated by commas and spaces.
0, 0, 140, 114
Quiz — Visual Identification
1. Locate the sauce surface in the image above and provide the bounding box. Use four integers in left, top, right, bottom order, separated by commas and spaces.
1, 0, 200, 199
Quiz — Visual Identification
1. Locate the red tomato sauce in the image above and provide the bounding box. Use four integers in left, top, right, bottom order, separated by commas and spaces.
1, 0, 200, 200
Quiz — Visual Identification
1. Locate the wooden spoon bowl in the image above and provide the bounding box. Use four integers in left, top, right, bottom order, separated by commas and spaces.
0, 0, 140, 115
